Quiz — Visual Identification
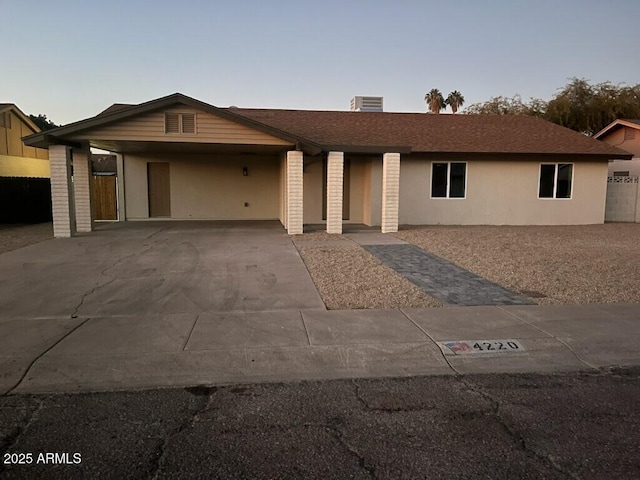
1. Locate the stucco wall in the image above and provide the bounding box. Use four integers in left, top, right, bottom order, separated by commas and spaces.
124, 153, 280, 220
605, 179, 640, 222
302, 156, 370, 224
398, 157, 608, 225
609, 159, 640, 177
598, 126, 640, 176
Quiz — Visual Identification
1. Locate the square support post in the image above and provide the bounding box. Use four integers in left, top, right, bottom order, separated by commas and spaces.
116, 153, 126, 221
49, 145, 76, 238
73, 147, 93, 233
286, 151, 304, 235
381, 152, 400, 233
326, 151, 344, 234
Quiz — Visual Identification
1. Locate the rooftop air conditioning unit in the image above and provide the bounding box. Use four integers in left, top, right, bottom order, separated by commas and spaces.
350, 96, 383, 112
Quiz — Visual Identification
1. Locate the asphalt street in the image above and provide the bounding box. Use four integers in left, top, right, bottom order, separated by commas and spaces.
1, 367, 639, 480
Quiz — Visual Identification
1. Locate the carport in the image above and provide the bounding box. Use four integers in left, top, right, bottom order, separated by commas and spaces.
22, 93, 404, 238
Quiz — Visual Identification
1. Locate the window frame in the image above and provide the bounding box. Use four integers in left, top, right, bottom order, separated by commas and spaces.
164, 112, 197, 135
538, 163, 574, 200
430, 161, 467, 199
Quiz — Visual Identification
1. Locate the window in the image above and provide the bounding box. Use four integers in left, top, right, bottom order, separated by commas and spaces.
539, 163, 573, 199
165, 113, 196, 134
431, 162, 466, 198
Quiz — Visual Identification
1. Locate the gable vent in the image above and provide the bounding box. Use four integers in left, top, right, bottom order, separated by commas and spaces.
165, 113, 180, 133
624, 127, 636, 141
0, 112, 11, 128
181, 114, 196, 134
350, 96, 383, 112
165, 112, 196, 134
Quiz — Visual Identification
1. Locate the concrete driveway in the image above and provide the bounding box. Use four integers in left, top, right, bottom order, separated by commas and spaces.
2, 221, 639, 395
0, 221, 325, 319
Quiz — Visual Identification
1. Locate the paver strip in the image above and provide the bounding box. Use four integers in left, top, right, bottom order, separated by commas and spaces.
363, 244, 535, 306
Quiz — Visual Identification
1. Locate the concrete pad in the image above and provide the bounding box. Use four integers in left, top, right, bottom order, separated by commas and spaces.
520, 315, 640, 338
302, 309, 429, 346
293, 240, 356, 247
447, 338, 590, 374
0, 357, 34, 395
49, 314, 198, 355
185, 312, 309, 350
500, 304, 634, 322
0, 221, 325, 319
0, 317, 85, 355
345, 233, 407, 245
560, 334, 640, 368
402, 306, 549, 340
12, 343, 454, 394
74, 270, 324, 317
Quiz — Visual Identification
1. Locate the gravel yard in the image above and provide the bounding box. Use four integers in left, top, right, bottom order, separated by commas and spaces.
0, 223, 53, 255
393, 223, 640, 305
294, 233, 441, 310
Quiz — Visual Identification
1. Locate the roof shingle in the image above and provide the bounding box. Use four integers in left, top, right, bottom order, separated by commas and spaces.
231, 108, 628, 156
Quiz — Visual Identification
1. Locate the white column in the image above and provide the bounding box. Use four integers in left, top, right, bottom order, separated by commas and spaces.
286, 151, 303, 235
73, 147, 93, 233
49, 145, 75, 238
116, 153, 126, 221
381, 152, 400, 233
326, 151, 344, 234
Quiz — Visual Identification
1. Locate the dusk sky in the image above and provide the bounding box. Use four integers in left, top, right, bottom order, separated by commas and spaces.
2, 0, 639, 125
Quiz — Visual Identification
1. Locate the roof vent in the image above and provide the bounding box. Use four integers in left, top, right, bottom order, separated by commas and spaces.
350, 96, 383, 112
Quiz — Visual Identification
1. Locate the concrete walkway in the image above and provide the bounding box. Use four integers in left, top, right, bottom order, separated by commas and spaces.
2, 303, 638, 394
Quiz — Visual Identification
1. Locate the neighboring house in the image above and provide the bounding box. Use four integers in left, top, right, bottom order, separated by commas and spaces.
22, 93, 631, 238
0, 103, 51, 222
594, 119, 640, 176
595, 119, 640, 223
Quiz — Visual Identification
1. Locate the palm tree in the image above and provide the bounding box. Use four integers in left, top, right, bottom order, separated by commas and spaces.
424, 89, 446, 114
446, 91, 465, 114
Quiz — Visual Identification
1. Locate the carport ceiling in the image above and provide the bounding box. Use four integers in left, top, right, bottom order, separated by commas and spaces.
87, 140, 294, 155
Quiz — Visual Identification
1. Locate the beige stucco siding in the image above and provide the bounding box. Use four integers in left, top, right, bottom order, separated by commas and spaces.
302, 156, 369, 224
72, 107, 293, 146
399, 158, 608, 225
303, 160, 323, 223
124, 153, 280, 220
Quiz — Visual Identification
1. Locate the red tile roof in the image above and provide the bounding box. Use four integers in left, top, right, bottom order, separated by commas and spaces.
232, 108, 629, 156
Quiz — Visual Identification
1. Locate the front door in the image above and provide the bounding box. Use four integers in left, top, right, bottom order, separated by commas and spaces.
147, 162, 171, 217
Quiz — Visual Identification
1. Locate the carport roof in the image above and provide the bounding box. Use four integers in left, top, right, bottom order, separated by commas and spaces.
21, 93, 632, 159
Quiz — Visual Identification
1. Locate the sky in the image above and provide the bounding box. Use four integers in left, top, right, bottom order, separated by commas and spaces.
2, 0, 639, 125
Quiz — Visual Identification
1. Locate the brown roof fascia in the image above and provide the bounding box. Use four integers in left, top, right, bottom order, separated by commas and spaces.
406, 151, 633, 161
322, 145, 412, 154
24, 93, 323, 155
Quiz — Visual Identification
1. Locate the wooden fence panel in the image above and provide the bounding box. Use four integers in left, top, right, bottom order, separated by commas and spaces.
92, 175, 118, 220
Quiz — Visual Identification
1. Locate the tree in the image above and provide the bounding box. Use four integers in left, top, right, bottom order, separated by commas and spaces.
446, 91, 465, 114
424, 89, 446, 114
464, 78, 640, 135
28, 114, 59, 131
465, 95, 542, 116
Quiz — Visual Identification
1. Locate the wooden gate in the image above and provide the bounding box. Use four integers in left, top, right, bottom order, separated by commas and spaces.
92, 175, 118, 220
